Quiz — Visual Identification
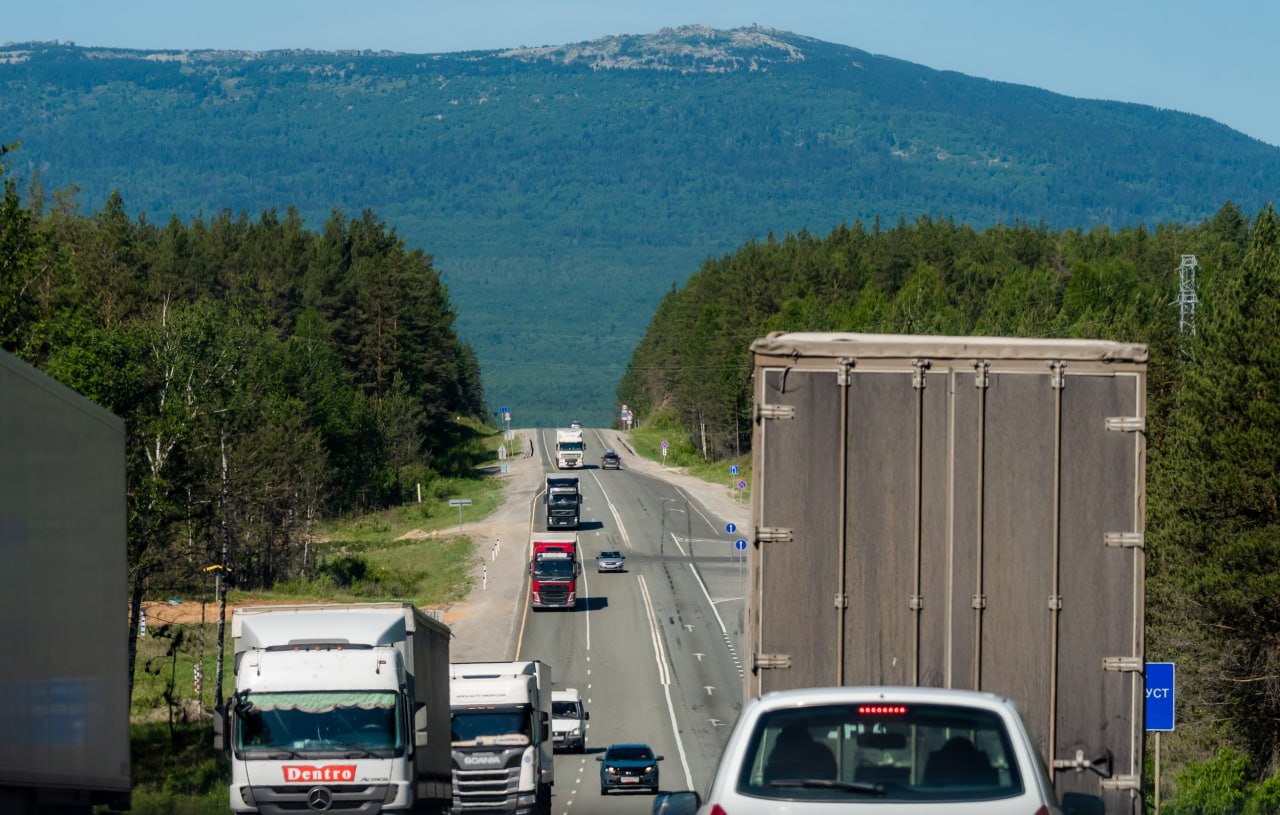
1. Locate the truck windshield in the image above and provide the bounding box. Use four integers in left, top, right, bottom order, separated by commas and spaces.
533, 558, 576, 578
451, 708, 533, 745
237, 691, 401, 758
557, 442, 584, 452
548, 493, 578, 507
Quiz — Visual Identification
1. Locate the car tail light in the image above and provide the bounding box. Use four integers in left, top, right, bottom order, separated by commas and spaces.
708, 806, 729, 815
857, 704, 907, 715
1032, 808, 1050, 815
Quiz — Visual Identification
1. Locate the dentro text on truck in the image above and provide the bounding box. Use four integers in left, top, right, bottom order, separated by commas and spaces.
450, 661, 554, 815
214, 602, 453, 815
529, 533, 581, 610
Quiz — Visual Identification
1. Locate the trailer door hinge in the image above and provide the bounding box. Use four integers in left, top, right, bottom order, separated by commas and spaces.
755, 527, 793, 545
1049, 360, 1068, 389
1100, 775, 1142, 791
837, 358, 855, 386
971, 594, 987, 610
753, 653, 792, 671
973, 360, 990, 389
834, 593, 848, 609
1103, 656, 1143, 673
1047, 595, 1063, 610
912, 358, 931, 389
909, 594, 924, 610
757, 403, 796, 421
1104, 532, 1145, 549
1105, 416, 1146, 433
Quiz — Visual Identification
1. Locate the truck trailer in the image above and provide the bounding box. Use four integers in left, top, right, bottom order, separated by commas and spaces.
215, 602, 453, 814
746, 332, 1147, 813
0, 350, 131, 814
450, 661, 553, 815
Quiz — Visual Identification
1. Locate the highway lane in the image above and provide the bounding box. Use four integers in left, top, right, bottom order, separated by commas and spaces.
519, 429, 746, 813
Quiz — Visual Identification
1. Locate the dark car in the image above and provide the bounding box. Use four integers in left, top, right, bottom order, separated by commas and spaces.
600, 449, 621, 469
598, 743, 663, 794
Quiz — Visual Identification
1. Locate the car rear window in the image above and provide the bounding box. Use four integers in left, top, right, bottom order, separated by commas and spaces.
735, 703, 1024, 803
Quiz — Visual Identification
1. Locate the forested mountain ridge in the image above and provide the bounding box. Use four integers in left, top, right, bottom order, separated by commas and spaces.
4, 26, 1279, 425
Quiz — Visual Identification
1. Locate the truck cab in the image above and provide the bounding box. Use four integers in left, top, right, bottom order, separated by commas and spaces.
544, 475, 581, 529
530, 534, 580, 610
554, 428, 584, 469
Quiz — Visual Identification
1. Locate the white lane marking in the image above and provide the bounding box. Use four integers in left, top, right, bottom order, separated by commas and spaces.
688, 562, 728, 635
589, 470, 632, 551
580, 561, 591, 651
638, 574, 695, 790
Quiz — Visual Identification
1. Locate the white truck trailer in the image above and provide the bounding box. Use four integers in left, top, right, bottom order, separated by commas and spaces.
0, 350, 131, 814
554, 428, 584, 469
744, 332, 1147, 813
449, 661, 553, 815
215, 602, 453, 814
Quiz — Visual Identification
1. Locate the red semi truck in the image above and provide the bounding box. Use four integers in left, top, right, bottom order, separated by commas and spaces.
529, 533, 580, 610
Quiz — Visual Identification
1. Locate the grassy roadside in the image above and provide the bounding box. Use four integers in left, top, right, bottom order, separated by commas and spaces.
626, 409, 752, 500
127, 427, 518, 814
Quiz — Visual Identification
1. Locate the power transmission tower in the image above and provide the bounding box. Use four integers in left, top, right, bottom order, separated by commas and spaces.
1172, 254, 1199, 337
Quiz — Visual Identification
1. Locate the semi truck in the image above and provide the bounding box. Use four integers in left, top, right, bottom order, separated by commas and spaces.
214, 602, 453, 814
449, 661, 553, 815
744, 332, 1147, 812
554, 428, 584, 469
543, 475, 581, 530
0, 350, 131, 814
529, 533, 581, 610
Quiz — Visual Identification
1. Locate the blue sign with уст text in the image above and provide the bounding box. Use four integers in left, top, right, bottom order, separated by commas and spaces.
1146, 662, 1175, 731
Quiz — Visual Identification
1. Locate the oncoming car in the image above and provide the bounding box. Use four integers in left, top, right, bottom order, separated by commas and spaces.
655, 686, 1097, 815
598, 743, 662, 794
600, 449, 621, 469
596, 550, 626, 572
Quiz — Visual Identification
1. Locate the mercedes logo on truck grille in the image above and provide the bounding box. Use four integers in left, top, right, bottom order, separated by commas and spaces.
307, 786, 333, 811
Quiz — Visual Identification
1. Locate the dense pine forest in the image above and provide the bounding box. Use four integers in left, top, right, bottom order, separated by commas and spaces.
0, 148, 486, 692
619, 203, 1280, 808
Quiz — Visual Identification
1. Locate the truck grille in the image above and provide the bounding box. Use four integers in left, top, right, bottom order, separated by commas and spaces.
250, 784, 386, 814
537, 585, 571, 605
453, 767, 520, 809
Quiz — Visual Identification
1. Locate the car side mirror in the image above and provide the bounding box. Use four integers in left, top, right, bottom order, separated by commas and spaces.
653, 791, 700, 815
595, 756, 604, 762
655, 755, 665, 761
584, 711, 590, 720
211, 704, 227, 753
414, 702, 430, 747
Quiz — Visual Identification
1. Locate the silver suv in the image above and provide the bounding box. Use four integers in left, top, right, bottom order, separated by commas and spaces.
656, 686, 1097, 815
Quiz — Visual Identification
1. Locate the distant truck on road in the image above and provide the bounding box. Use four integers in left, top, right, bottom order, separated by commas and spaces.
215, 602, 453, 814
529, 533, 581, 610
544, 475, 581, 529
0, 350, 131, 815
554, 428, 584, 469
742, 332, 1148, 812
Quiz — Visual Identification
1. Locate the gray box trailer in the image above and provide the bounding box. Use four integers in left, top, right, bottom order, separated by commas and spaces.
747, 332, 1146, 812
0, 350, 131, 813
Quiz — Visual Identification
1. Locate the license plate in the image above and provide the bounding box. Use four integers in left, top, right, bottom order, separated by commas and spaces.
621, 777, 638, 784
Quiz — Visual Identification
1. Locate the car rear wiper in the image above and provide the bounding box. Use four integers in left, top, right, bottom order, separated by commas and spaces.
768, 778, 886, 796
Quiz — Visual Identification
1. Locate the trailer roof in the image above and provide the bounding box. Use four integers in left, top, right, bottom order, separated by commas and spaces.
751, 332, 1148, 363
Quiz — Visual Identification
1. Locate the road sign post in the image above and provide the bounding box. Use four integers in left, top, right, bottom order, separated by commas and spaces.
448, 498, 473, 532
661, 439, 668, 465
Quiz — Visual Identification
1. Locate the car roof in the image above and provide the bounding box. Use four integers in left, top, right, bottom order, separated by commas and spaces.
606, 743, 652, 751
603, 449, 617, 454
751, 685, 1017, 714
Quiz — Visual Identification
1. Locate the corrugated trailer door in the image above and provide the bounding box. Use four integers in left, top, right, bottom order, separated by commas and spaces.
1051, 369, 1145, 811
749, 366, 843, 696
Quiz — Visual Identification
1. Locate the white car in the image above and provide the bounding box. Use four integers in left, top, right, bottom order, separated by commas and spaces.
655, 686, 1093, 815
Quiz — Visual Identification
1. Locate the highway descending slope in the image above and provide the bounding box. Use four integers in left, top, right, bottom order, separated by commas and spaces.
522, 428, 748, 814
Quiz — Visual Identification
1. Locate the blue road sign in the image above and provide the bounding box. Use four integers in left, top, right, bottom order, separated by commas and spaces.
735, 538, 748, 551
1146, 662, 1175, 731
738, 480, 747, 490
730, 464, 739, 475
725, 522, 737, 534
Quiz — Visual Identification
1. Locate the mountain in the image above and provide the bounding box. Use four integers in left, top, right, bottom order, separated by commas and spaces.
4, 26, 1279, 426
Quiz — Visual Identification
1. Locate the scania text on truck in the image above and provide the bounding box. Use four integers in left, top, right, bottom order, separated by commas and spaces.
450, 661, 553, 815
0, 350, 131, 815
543, 475, 581, 529
741, 332, 1147, 813
214, 602, 453, 814
529, 534, 581, 610
554, 428, 584, 469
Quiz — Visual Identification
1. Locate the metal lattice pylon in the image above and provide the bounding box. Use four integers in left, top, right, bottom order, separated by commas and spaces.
1172, 254, 1199, 336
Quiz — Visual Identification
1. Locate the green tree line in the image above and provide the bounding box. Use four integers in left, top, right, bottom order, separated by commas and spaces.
618, 203, 1280, 806
1, 152, 485, 699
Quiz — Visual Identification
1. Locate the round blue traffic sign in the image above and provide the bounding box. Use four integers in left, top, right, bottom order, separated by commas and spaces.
738, 480, 747, 490
735, 538, 748, 551
725, 522, 737, 534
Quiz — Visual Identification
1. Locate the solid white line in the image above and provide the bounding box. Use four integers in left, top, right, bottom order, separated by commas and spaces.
669, 531, 688, 557
688, 563, 728, 636
663, 683, 696, 790
589, 470, 632, 551
637, 575, 669, 685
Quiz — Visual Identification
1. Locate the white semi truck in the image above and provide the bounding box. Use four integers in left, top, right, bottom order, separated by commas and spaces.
214, 603, 453, 815
449, 661, 553, 815
554, 428, 584, 469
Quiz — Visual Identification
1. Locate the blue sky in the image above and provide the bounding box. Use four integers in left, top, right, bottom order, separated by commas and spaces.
7, 0, 1279, 146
